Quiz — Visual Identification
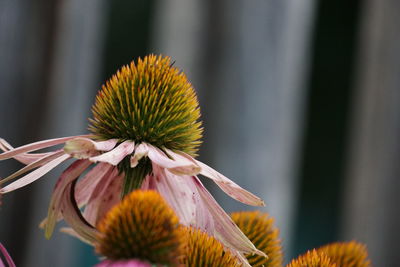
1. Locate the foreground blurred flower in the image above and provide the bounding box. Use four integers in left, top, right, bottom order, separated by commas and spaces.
0, 242, 15, 267
0, 55, 264, 258
316, 241, 371, 267
231, 211, 283, 267
95, 260, 151, 267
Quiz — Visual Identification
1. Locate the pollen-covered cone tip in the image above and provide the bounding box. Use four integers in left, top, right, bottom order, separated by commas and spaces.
231, 211, 283, 267
95, 190, 183, 265
317, 241, 372, 267
286, 250, 337, 267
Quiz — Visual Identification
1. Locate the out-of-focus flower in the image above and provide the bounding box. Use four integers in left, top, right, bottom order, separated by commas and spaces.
231, 211, 283, 267
181, 227, 241, 267
0, 54, 265, 260
95, 259, 151, 267
0, 242, 15, 267
316, 241, 371, 267
286, 250, 336, 267
95, 190, 183, 266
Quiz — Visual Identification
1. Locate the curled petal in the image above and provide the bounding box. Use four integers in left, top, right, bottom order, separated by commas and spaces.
0, 154, 71, 194
45, 160, 92, 239
59, 227, 93, 245
64, 138, 118, 159
60, 179, 98, 244
0, 135, 91, 161
146, 144, 200, 175
196, 160, 265, 207
130, 143, 148, 167
0, 138, 53, 165
0, 150, 65, 187
193, 176, 266, 257
83, 168, 122, 225
90, 141, 135, 165
95, 260, 152, 267
0, 242, 15, 267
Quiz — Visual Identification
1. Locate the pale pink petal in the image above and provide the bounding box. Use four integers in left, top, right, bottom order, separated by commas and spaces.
90, 141, 135, 165
64, 138, 118, 159
192, 176, 266, 257
0, 242, 15, 267
45, 159, 92, 239
0, 135, 91, 160
146, 144, 200, 175
0, 150, 65, 187
60, 179, 98, 244
130, 143, 148, 167
95, 259, 152, 267
0, 154, 71, 194
148, 164, 197, 225
83, 168, 122, 225
196, 160, 265, 206
0, 138, 53, 165
230, 250, 252, 267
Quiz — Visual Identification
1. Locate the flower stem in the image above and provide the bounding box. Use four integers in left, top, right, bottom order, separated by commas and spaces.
120, 158, 152, 198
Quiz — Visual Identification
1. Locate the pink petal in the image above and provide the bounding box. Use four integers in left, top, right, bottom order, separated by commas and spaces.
192, 176, 266, 257
0, 138, 53, 165
90, 141, 135, 165
0, 150, 65, 187
83, 168, 122, 225
0, 135, 91, 160
44, 159, 92, 239
149, 164, 197, 225
64, 138, 118, 159
146, 144, 200, 175
95, 260, 152, 267
0, 154, 71, 194
130, 143, 148, 167
60, 179, 98, 244
196, 160, 265, 206
0, 243, 15, 267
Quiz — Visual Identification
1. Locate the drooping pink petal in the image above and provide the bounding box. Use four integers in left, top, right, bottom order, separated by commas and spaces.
0, 138, 53, 165
60, 179, 98, 244
192, 176, 266, 257
83, 168, 122, 225
0, 154, 71, 194
90, 141, 135, 165
45, 159, 92, 239
0, 150, 65, 187
95, 259, 152, 267
148, 164, 197, 225
0, 242, 15, 267
146, 144, 200, 175
196, 160, 265, 206
64, 138, 118, 159
0, 135, 91, 161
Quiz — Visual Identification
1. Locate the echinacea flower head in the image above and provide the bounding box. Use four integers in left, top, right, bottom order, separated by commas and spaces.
0, 242, 15, 267
181, 227, 241, 267
286, 250, 336, 267
231, 211, 283, 267
316, 241, 371, 267
95, 190, 183, 265
0, 54, 265, 264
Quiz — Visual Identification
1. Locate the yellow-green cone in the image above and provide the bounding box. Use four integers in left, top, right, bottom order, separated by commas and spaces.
317, 241, 371, 267
231, 211, 283, 267
95, 190, 183, 265
181, 227, 241, 267
286, 250, 337, 267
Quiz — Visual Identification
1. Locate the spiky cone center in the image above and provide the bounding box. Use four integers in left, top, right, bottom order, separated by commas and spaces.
181, 227, 241, 267
95, 190, 183, 265
317, 241, 371, 267
89, 54, 203, 156
231, 211, 283, 267
286, 250, 337, 267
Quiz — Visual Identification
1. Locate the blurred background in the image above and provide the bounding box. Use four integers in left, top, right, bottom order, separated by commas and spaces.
0, 0, 399, 266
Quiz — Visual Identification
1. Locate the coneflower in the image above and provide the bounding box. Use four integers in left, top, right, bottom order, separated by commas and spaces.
317, 241, 371, 267
286, 250, 336, 267
231, 211, 283, 267
0, 55, 265, 262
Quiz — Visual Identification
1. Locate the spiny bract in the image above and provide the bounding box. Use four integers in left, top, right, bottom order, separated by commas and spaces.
231, 211, 283, 267
317, 241, 371, 267
95, 190, 183, 265
181, 227, 241, 267
89, 54, 203, 156
286, 250, 337, 267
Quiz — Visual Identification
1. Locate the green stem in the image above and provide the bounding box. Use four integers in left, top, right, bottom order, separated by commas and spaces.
120, 158, 152, 198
